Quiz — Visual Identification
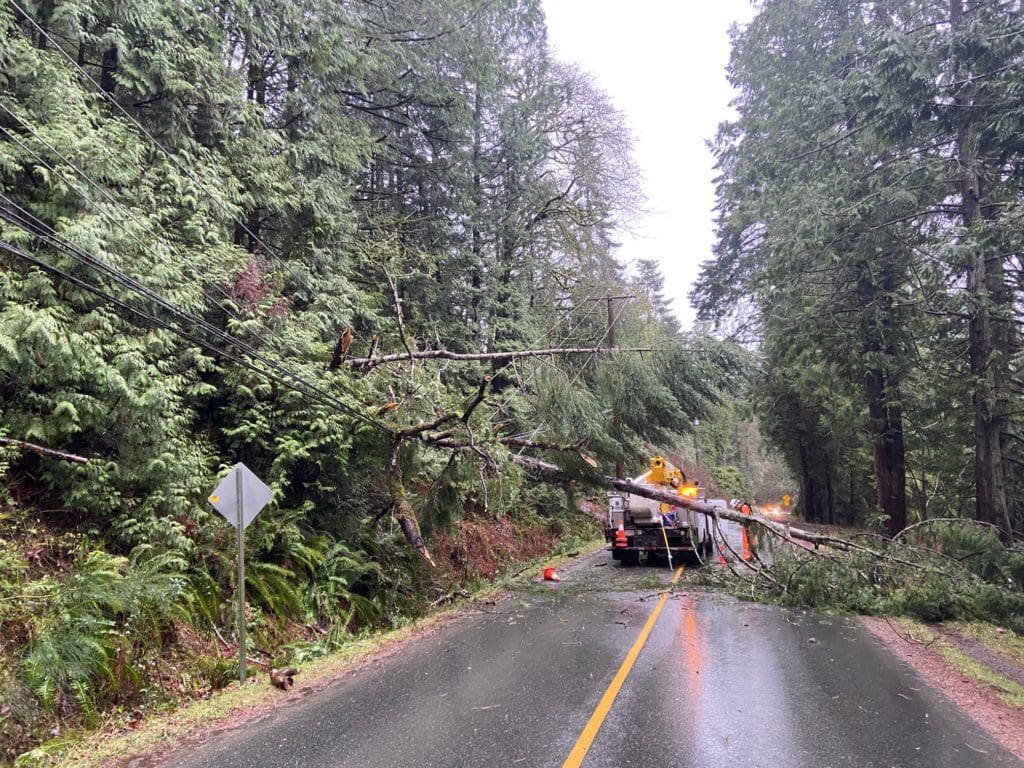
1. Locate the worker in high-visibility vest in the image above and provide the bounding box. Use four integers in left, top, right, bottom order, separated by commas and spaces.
738, 501, 753, 559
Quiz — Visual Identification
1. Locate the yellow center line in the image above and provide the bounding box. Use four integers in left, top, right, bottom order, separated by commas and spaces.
562, 566, 684, 768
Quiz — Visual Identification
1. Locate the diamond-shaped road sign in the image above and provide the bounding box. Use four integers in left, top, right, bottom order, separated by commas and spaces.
209, 462, 272, 529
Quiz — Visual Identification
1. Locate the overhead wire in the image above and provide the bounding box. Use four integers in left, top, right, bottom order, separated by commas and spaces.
483, 290, 616, 432
9, 0, 317, 296
0, 41, 392, 435
493, 289, 618, 384
0, 209, 392, 433
13, 0, 624, 340
0, 195, 274, 367
498, 291, 633, 394
0, 238, 367, 419
513, 295, 635, 448
3, 3, 642, 444
0, 110, 279, 350
8, 1, 622, 374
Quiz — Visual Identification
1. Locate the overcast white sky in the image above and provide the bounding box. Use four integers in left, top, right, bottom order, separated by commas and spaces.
541, 1, 756, 329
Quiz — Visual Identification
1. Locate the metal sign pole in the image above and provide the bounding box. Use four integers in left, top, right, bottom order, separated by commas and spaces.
209, 461, 271, 686
236, 467, 246, 684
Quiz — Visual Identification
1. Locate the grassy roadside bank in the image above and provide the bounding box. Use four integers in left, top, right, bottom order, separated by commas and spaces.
893, 619, 1024, 710
10, 539, 605, 768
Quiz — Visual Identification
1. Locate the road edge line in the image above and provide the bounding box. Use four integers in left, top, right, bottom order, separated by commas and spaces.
561, 566, 683, 768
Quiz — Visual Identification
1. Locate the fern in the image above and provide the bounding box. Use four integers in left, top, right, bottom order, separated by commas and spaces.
18, 547, 189, 716
245, 561, 303, 618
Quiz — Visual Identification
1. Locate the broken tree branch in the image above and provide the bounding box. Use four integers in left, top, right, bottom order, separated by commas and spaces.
349, 346, 653, 371
395, 412, 459, 438
382, 263, 417, 375
508, 453, 857, 552
328, 327, 353, 370
0, 437, 89, 464
421, 435, 586, 452
500, 436, 587, 451
391, 377, 492, 441
461, 376, 491, 423
508, 454, 968, 581
386, 439, 436, 567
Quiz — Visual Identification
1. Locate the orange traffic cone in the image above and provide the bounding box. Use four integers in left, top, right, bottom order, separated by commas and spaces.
543, 567, 561, 582
613, 525, 628, 549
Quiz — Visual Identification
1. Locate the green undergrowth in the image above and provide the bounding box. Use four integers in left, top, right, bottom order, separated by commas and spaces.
15, 612, 453, 768
16, 536, 606, 768
1, 503, 600, 768
698, 520, 1024, 633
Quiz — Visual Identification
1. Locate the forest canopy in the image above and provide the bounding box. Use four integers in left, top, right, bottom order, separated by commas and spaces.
695, 0, 1024, 538
0, 0, 744, 753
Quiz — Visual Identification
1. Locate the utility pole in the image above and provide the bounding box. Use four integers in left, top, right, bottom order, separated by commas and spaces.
606, 296, 618, 349
600, 294, 634, 480
553, 292, 636, 480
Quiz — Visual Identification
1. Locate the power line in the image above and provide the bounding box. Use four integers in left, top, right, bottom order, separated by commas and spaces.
493, 290, 634, 413
0, 238, 343, 412
7, 8, 617, 370
9, 0, 316, 296
8, 0, 616, 350
3, 6, 644, 446
0, 195, 268, 364
493, 291, 611, 389
513, 294, 636, 449
0, 110, 272, 346
0, 223, 391, 433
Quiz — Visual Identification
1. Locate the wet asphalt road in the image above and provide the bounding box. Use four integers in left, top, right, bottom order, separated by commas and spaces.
164, 552, 1021, 768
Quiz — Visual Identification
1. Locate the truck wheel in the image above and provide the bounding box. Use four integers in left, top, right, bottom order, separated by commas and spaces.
619, 551, 639, 567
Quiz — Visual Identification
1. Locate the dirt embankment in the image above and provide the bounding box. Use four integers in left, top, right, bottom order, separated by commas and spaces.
432, 515, 557, 581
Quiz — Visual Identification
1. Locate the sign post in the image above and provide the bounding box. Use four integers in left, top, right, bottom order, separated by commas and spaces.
235, 467, 245, 684
209, 463, 272, 684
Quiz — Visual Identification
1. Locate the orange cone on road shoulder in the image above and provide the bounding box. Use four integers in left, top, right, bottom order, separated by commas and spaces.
543, 566, 561, 582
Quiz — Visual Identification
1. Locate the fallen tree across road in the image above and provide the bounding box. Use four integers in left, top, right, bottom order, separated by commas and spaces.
509, 453, 849, 550
509, 453, 1024, 630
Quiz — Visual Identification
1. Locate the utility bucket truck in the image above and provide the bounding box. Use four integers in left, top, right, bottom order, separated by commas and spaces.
605, 456, 714, 565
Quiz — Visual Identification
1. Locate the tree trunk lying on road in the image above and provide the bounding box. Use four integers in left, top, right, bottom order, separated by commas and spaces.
507, 453, 1024, 599
509, 453, 850, 551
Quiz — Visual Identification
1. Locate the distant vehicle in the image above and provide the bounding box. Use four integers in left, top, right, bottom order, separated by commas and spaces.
605, 456, 714, 566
